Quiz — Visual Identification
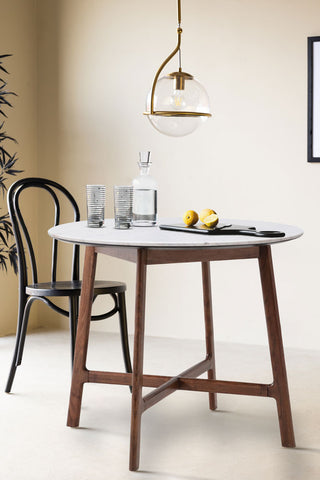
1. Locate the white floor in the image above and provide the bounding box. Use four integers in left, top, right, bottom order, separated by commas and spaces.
0, 330, 319, 480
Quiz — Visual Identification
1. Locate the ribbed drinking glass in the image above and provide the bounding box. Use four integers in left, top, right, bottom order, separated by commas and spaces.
86, 185, 106, 228
113, 186, 133, 229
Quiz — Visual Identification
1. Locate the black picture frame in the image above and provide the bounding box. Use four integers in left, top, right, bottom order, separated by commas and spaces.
308, 36, 320, 162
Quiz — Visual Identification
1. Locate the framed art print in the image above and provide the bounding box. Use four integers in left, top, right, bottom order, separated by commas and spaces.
308, 36, 320, 162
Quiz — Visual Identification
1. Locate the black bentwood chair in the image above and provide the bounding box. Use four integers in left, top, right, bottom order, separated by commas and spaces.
5, 177, 132, 393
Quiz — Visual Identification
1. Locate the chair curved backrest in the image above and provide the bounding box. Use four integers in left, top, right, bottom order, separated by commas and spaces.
7, 177, 81, 290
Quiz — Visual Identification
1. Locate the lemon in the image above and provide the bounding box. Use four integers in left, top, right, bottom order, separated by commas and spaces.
183, 210, 199, 226
204, 213, 219, 228
199, 208, 216, 223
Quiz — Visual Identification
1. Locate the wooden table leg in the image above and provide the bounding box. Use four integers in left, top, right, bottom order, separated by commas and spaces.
129, 249, 147, 471
202, 261, 217, 410
258, 245, 295, 447
67, 246, 97, 427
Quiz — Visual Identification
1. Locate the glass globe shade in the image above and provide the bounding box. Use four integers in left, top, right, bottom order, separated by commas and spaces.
146, 73, 211, 137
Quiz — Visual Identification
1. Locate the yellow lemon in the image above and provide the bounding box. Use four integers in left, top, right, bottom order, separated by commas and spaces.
204, 213, 219, 228
199, 208, 216, 223
183, 210, 199, 226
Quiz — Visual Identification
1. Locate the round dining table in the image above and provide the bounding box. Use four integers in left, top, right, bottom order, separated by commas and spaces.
49, 218, 303, 471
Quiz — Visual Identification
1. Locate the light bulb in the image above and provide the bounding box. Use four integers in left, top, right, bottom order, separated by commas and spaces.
170, 89, 187, 109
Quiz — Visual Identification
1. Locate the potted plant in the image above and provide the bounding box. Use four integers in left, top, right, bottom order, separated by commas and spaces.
0, 54, 22, 273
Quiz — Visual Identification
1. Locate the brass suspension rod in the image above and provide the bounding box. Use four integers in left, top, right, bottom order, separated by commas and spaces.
177, 0, 181, 25
150, 0, 183, 114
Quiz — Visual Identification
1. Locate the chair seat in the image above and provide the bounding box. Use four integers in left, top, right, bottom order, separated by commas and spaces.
26, 280, 126, 297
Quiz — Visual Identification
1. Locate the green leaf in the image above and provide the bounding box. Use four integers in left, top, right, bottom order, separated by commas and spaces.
0, 253, 8, 272
8, 244, 18, 274
0, 231, 9, 246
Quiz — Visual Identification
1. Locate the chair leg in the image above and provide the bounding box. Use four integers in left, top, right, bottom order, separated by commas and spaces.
5, 296, 33, 393
5, 298, 27, 393
16, 297, 38, 366
69, 296, 78, 367
118, 291, 132, 375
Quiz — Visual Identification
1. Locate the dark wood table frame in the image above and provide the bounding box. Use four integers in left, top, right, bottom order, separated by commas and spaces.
67, 243, 295, 471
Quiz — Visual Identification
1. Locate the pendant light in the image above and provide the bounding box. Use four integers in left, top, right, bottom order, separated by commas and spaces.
144, 0, 212, 137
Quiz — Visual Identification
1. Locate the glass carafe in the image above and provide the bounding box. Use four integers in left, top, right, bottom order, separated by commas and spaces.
132, 151, 157, 226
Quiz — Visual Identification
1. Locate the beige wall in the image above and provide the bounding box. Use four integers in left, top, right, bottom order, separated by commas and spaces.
1, 0, 320, 350
0, 0, 38, 335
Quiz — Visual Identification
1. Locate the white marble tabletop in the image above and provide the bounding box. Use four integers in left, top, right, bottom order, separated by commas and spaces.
48, 218, 303, 249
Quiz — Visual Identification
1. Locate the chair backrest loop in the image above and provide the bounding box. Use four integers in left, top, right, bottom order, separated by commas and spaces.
7, 177, 81, 289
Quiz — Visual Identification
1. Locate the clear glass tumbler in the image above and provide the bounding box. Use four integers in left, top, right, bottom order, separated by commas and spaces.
86, 185, 106, 228
113, 186, 133, 229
